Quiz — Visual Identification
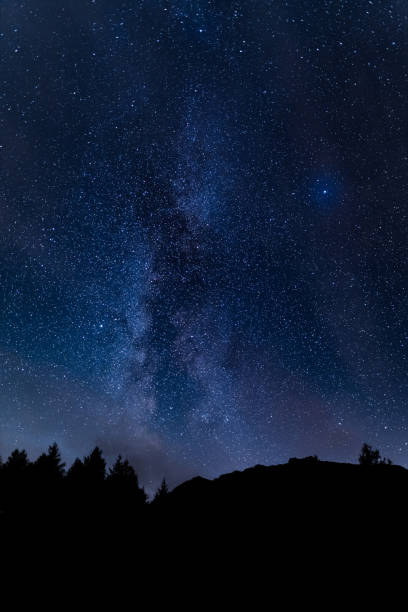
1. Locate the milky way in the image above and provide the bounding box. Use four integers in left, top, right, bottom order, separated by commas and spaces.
1, 0, 408, 490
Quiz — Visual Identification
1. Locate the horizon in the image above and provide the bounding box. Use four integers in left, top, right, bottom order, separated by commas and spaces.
0, 440, 399, 495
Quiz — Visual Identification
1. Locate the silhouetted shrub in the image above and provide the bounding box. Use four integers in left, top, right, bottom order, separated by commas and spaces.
359, 443, 392, 465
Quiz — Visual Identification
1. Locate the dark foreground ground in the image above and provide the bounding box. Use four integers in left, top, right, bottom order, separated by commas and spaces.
1, 457, 406, 594
2, 456, 407, 543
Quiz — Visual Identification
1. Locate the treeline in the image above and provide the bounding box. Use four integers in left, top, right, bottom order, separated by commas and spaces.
0, 440, 394, 526
0, 443, 169, 525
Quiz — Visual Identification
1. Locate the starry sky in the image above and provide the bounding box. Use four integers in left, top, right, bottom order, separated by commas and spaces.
1, 0, 408, 490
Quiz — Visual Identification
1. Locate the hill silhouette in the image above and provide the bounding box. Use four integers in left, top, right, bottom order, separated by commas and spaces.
1, 444, 407, 556
1, 443, 406, 593
152, 456, 408, 532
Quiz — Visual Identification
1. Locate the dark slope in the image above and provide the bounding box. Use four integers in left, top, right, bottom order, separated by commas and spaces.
2, 457, 407, 578
153, 458, 408, 546
169, 458, 408, 508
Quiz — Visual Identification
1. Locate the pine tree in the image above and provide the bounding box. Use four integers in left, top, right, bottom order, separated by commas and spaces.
153, 478, 169, 504
67, 457, 85, 481
108, 455, 138, 485
107, 454, 147, 510
34, 442, 65, 480
83, 446, 106, 482
2, 449, 31, 514
4, 449, 30, 474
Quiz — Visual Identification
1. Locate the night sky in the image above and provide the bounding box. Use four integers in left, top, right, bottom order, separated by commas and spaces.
1, 0, 408, 490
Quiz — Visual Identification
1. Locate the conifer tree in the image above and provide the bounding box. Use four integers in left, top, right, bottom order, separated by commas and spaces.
153, 478, 169, 504
35, 443, 65, 480
83, 446, 106, 482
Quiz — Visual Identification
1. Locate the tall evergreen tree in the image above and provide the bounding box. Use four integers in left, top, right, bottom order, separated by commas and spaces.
107, 455, 147, 506
153, 478, 169, 504
83, 447, 106, 482
2, 449, 31, 515
4, 449, 30, 474
34, 443, 65, 481
67, 457, 85, 481
108, 455, 138, 484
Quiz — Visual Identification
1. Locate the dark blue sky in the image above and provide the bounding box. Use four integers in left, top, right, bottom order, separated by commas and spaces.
1, 0, 408, 489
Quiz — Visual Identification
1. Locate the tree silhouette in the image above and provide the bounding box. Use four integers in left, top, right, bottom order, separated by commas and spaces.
108, 455, 138, 483
1, 449, 31, 515
359, 443, 392, 465
34, 443, 65, 481
83, 446, 106, 482
153, 478, 169, 504
359, 443, 380, 465
66, 457, 85, 482
106, 454, 147, 516
4, 449, 30, 474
